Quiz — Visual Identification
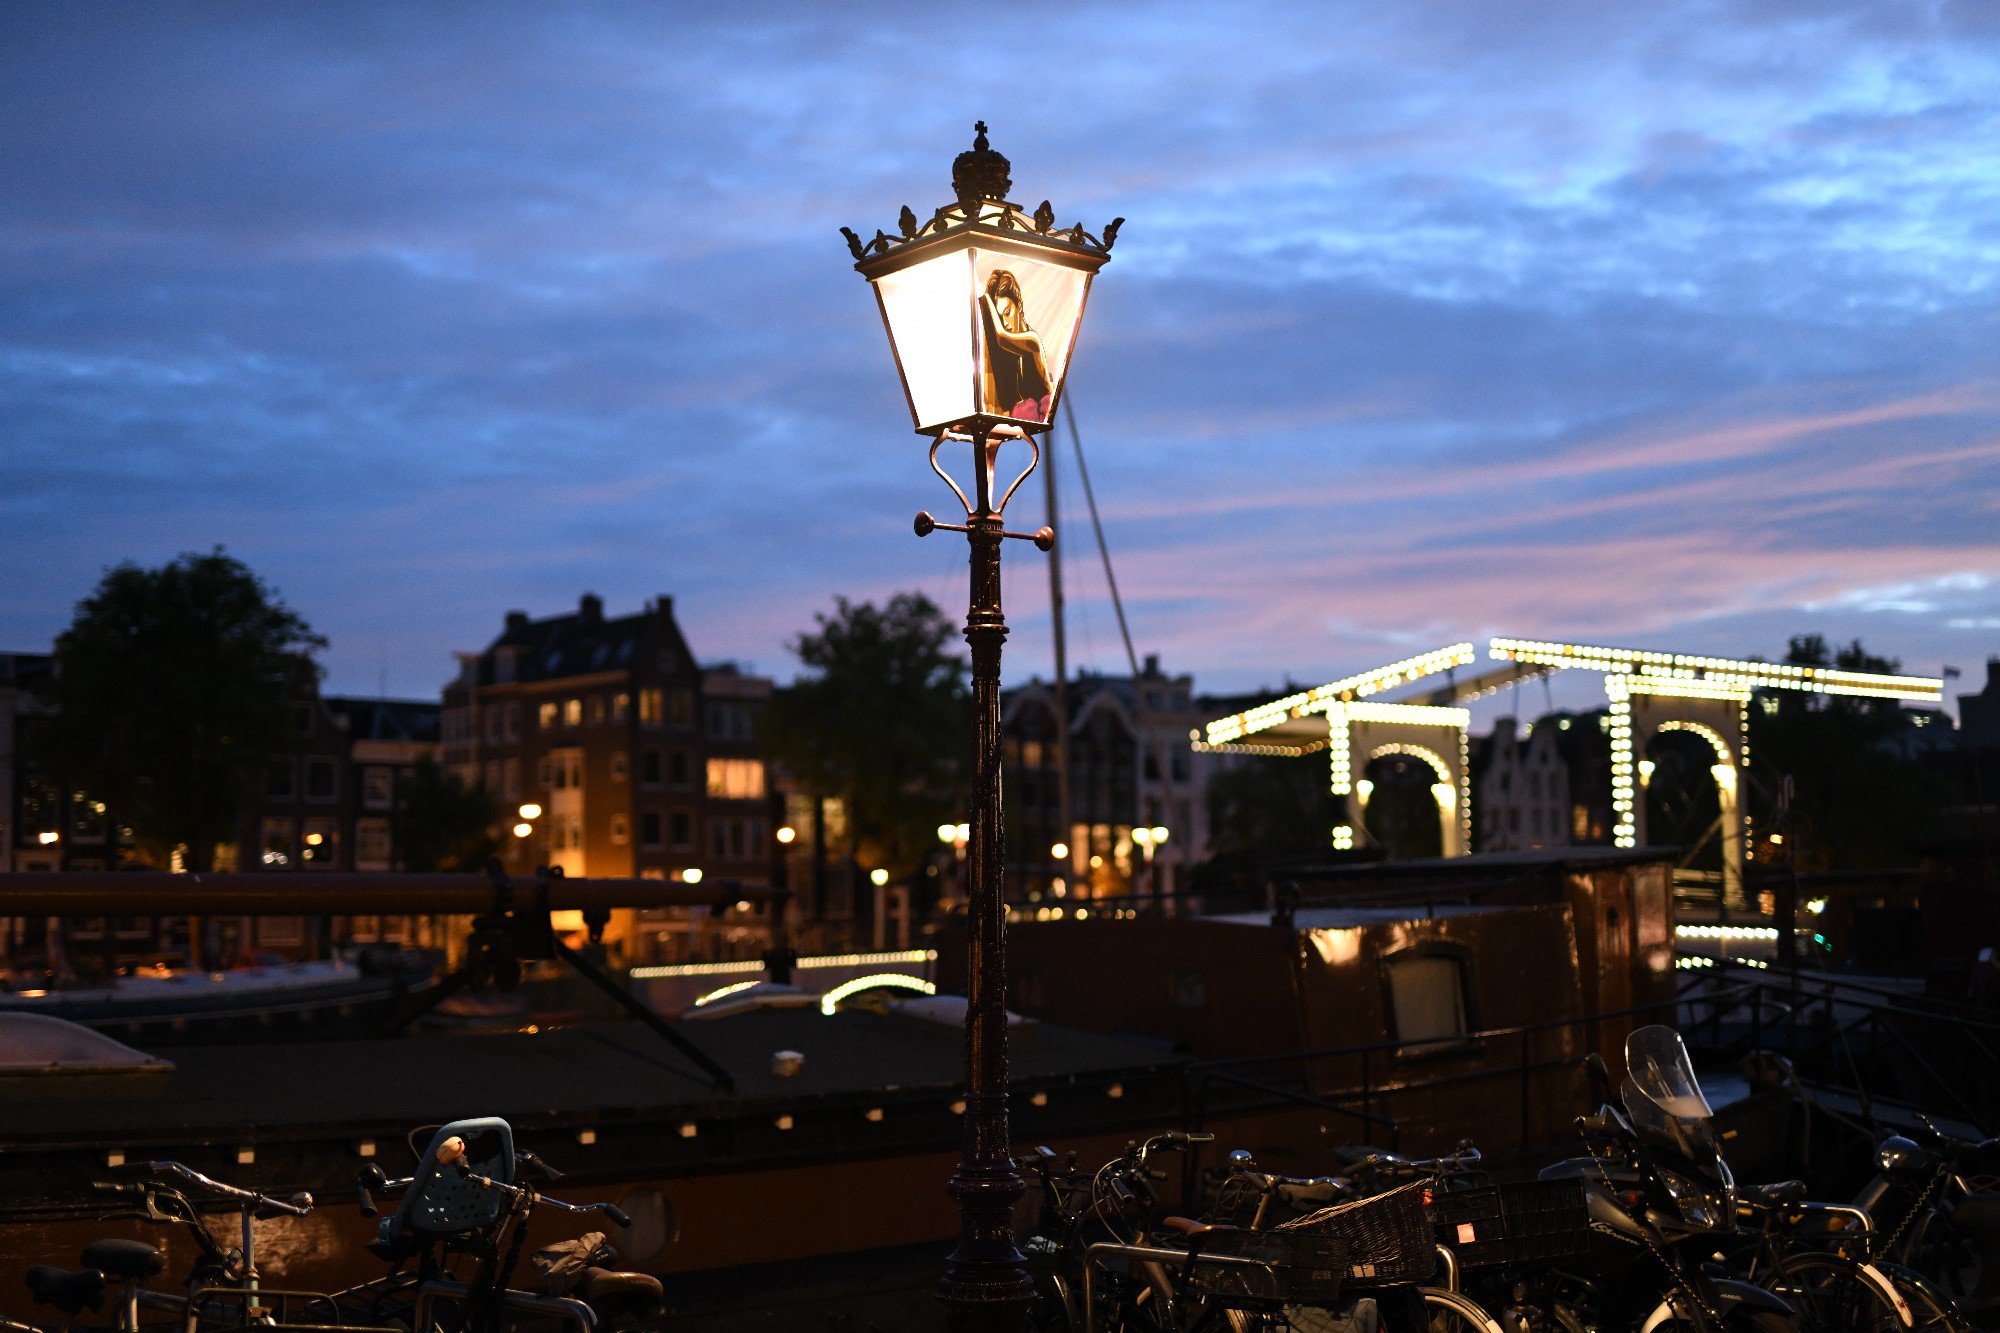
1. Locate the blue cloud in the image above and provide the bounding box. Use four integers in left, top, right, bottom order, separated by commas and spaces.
1, 0, 1996, 705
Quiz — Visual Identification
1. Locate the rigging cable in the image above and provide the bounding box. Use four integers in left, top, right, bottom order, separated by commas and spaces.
1063, 395, 1142, 680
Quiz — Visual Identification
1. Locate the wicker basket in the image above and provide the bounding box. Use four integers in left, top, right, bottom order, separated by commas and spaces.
1277, 1180, 1436, 1286
1183, 1229, 1350, 1306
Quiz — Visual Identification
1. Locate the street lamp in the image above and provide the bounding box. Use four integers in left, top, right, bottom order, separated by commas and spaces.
1131, 825, 1169, 909
844, 122, 1120, 1328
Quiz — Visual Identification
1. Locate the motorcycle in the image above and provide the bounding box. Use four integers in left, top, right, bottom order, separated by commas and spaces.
1530, 1025, 1799, 1333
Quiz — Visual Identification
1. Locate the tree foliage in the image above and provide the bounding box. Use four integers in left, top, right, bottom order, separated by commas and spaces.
391, 756, 502, 872
1743, 634, 1957, 870
36, 550, 325, 870
764, 593, 969, 878
1205, 755, 1336, 857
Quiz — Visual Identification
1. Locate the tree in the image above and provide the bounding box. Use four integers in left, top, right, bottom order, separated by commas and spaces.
1745, 634, 1958, 870
1205, 755, 1336, 857
764, 593, 970, 879
36, 550, 326, 870
391, 756, 502, 871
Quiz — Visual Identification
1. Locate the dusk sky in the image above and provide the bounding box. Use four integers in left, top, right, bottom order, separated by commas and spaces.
6, 3, 1998, 722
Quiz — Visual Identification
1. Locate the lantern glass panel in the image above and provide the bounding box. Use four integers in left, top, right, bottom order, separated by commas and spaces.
874, 248, 977, 435
870, 238, 1096, 435
969, 246, 1091, 428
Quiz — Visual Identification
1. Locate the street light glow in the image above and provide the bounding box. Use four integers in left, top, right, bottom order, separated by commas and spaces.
682, 868, 703, 885
870, 867, 890, 887
512, 822, 533, 838
518, 803, 542, 820
1050, 841, 1068, 859
775, 826, 796, 844
938, 823, 958, 843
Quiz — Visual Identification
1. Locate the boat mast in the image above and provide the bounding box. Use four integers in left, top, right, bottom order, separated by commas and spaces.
1046, 408, 1073, 879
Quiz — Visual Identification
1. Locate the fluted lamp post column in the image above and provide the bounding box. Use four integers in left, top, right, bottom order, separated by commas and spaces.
842, 124, 1121, 1330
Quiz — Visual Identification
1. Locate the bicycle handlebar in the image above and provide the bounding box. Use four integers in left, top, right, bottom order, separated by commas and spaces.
358, 1165, 630, 1228
105, 1161, 312, 1217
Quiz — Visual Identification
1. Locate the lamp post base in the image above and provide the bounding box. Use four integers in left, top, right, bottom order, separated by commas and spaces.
939, 1144, 1034, 1329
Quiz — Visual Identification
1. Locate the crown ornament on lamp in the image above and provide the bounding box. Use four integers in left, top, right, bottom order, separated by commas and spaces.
842, 122, 1122, 440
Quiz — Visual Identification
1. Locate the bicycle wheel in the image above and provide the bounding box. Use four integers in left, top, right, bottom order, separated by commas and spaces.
1772, 1251, 1912, 1333
1422, 1287, 1506, 1333
1874, 1262, 1971, 1333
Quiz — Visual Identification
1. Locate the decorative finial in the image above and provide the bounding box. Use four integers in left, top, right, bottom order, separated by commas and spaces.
952, 120, 1012, 208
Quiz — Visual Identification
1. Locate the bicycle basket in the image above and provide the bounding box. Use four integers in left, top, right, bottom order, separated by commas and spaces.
1178, 1231, 1292, 1306
1192, 1229, 1351, 1306
1278, 1180, 1435, 1285
1431, 1178, 1592, 1269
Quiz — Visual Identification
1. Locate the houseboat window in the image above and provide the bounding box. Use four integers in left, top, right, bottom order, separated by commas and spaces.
1385, 953, 1469, 1050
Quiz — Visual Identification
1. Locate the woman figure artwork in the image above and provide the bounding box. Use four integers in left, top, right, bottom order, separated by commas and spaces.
979, 268, 1054, 422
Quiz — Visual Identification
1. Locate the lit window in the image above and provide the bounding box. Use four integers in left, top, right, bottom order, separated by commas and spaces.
611, 814, 630, 845
355, 818, 392, 870
301, 817, 340, 869
638, 689, 664, 726
563, 698, 583, 727
588, 696, 606, 726
539, 701, 559, 730
260, 817, 294, 867
611, 751, 629, 782
706, 758, 766, 800
612, 692, 631, 723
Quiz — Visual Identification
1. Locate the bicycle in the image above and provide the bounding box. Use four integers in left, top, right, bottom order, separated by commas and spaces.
15, 1159, 355, 1333
332, 1117, 660, 1333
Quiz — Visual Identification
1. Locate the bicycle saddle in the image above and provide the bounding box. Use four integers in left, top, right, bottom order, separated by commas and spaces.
580, 1269, 663, 1308
80, 1239, 164, 1281
25, 1265, 106, 1315
1162, 1216, 1236, 1236
1741, 1180, 1808, 1207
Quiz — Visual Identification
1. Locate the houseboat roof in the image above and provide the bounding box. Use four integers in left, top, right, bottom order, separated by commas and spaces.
0, 1008, 1187, 1221
1207, 902, 1502, 929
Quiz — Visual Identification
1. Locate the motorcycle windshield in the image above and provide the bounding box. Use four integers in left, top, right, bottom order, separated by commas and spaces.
1622, 1025, 1722, 1167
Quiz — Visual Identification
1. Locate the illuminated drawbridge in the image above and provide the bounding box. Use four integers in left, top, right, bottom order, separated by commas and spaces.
1198, 639, 1942, 902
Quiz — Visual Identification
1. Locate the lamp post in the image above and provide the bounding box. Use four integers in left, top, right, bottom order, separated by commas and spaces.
844, 123, 1120, 1330
1130, 824, 1169, 911
938, 821, 970, 904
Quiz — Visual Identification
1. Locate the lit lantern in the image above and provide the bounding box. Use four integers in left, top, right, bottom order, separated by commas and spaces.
843, 122, 1120, 439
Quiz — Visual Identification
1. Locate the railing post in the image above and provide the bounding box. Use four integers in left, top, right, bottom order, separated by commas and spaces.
1361, 1048, 1373, 1147
1520, 1027, 1533, 1152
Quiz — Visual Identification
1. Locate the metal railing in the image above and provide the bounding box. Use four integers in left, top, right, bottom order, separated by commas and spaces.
1680, 959, 2000, 1131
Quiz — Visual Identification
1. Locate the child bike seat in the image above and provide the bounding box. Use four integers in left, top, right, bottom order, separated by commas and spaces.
378, 1117, 517, 1248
